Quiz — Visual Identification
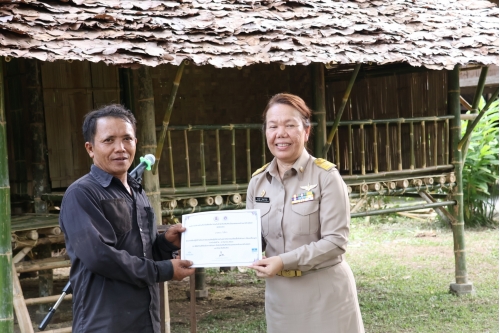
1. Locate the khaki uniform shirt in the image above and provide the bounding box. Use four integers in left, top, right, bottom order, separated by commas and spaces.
246, 148, 350, 271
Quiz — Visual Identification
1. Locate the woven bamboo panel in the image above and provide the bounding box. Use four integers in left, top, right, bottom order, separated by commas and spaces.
152, 63, 312, 187
4, 58, 31, 196
326, 69, 448, 175
41, 61, 120, 188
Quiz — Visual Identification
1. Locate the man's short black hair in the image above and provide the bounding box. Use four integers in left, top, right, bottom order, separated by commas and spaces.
82, 104, 137, 143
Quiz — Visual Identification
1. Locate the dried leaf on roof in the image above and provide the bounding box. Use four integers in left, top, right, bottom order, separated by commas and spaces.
0, 0, 497, 69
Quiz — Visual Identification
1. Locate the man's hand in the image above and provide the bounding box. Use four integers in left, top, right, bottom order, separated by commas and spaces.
170, 259, 195, 281
164, 223, 185, 248
248, 256, 284, 278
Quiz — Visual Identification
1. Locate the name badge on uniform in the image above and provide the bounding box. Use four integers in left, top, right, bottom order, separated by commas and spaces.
256, 197, 270, 203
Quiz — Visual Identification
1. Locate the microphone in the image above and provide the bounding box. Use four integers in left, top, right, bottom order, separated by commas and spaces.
129, 154, 156, 182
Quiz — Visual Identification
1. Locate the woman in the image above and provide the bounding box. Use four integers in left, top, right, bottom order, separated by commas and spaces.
248, 93, 364, 333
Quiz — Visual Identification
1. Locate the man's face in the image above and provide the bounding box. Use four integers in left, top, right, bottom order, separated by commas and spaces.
85, 117, 137, 181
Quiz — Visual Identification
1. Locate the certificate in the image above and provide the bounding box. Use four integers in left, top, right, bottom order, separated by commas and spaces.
180, 209, 262, 268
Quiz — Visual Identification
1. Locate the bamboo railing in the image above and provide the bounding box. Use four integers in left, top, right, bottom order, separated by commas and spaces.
156, 115, 453, 192
155, 115, 455, 216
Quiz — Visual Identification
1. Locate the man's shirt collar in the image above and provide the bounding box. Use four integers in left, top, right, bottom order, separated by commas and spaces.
90, 164, 142, 191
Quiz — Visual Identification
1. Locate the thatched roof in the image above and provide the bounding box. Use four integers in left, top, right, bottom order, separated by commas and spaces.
0, 0, 498, 69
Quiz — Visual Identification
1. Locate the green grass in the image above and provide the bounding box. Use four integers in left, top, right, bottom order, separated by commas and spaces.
176, 217, 498, 333
348, 217, 499, 333
199, 311, 267, 333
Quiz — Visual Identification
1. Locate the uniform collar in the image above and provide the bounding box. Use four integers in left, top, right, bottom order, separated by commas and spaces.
266, 148, 311, 183
90, 164, 142, 191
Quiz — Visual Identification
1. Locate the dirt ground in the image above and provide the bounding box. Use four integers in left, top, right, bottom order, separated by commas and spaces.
15, 267, 266, 333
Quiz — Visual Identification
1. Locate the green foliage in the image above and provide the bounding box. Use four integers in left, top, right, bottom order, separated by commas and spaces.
461, 97, 499, 227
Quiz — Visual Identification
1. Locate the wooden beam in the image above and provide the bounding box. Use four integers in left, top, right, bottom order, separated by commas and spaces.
12, 262, 34, 333
24, 294, 72, 306
14, 255, 70, 273
12, 235, 65, 250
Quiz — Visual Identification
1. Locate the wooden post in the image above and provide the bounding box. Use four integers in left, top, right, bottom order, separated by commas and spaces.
189, 274, 196, 333
0, 58, 14, 333
134, 66, 162, 225
246, 129, 251, 182
231, 129, 236, 184
216, 130, 221, 185
200, 130, 206, 187
448, 65, 473, 295
132, 66, 170, 330
312, 63, 327, 159
184, 130, 191, 187
27, 66, 51, 213
26, 58, 53, 320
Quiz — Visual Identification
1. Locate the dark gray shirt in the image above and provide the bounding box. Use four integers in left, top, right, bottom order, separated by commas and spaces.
60, 165, 176, 333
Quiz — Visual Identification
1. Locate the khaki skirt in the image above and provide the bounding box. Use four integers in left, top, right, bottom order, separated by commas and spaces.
265, 261, 364, 333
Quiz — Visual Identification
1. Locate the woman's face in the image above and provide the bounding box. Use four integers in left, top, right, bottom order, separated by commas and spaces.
265, 103, 310, 165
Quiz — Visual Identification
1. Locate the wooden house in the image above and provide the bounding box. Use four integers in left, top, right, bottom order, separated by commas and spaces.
0, 0, 498, 332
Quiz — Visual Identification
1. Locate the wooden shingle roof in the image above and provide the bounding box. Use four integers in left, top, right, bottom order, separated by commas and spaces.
0, 0, 498, 69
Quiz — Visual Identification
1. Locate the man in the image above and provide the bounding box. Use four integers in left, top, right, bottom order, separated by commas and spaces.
59, 104, 194, 333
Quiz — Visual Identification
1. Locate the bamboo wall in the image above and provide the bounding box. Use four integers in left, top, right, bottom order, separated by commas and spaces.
41, 60, 120, 188
325, 69, 449, 174
4, 60, 451, 208
148, 63, 312, 187
4, 58, 32, 203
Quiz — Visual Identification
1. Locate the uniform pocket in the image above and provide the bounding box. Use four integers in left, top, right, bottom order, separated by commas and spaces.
290, 200, 320, 235
255, 203, 271, 237
101, 198, 132, 235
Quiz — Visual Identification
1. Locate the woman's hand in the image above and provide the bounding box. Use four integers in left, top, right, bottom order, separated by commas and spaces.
248, 256, 284, 278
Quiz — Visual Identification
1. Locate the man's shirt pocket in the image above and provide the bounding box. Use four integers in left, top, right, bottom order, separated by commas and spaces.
101, 198, 133, 235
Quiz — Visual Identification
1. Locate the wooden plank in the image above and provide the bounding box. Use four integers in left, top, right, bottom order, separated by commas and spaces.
24, 294, 72, 306
42, 61, 94, 188
14, 255, 70, 273
11, 214, 60, 232
12, 263, 34, 333
90, 62, 120, 108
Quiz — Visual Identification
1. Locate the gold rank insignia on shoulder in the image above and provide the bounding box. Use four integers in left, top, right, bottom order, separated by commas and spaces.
252, 162, 270, 177
292, 191, 314, 204
314, 158, 336, 171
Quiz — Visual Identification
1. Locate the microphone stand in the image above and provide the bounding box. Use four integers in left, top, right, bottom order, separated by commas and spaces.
38, 281, 72, 331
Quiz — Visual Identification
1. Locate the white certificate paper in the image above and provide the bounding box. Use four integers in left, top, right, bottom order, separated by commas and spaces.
181, 210, 262, 268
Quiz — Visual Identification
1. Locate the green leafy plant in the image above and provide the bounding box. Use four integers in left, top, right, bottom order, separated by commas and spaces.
461, 97, 499, 227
